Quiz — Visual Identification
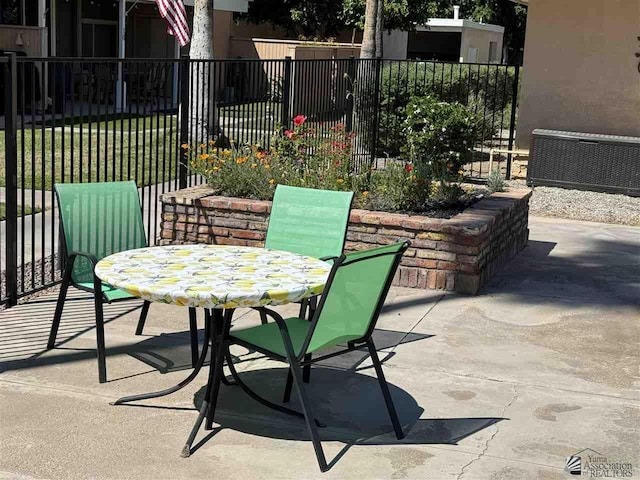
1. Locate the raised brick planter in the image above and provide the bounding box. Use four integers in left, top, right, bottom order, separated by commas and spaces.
160, 185, 532, 294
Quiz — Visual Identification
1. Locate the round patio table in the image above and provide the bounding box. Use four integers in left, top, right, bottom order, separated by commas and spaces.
95, 244, 331, 457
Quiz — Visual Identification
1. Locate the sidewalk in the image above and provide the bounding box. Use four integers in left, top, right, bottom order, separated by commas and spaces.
0, 216, 638, 479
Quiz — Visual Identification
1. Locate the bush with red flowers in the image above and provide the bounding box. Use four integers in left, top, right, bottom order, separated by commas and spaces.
186, 112, 477, 213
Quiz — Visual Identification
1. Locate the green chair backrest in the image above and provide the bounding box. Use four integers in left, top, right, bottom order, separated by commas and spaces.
264, 185, 354, 259
55, 181, 147, 286
302, 241, 409, 354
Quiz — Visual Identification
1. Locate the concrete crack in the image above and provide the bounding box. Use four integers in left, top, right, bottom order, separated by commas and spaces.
455, 384, 519, 480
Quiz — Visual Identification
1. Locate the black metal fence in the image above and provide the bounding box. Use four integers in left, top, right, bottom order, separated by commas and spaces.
1, 54, 520, 306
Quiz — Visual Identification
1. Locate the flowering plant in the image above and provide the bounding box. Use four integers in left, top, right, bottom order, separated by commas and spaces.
185, 115, 356, 199
185, 110, 476, 213
402, 95, 481, 199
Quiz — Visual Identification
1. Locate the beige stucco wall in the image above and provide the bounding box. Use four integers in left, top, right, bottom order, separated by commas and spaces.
516, 0, 640, 149
459, 27, 504, 63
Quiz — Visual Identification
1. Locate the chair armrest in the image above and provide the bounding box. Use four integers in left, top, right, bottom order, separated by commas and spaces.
67, 251, 99, 267
65, 252, 105, 298
257, 307, 305, 362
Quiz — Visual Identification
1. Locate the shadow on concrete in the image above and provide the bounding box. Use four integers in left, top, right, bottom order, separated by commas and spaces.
0, 294, 144, 363
482, 238, 640, 308
186, 367, 504, 469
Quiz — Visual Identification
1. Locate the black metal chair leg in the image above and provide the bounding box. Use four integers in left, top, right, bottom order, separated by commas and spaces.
189, 307, 199, 368
93, 278, 107, 384
367, 340, 404, 440
47, 264, 73, 349
303, 353, 312, 383
135, 300, 151, 336
282, 368, 294, 403
259, 310, 268, 325
287, 353, 328, 472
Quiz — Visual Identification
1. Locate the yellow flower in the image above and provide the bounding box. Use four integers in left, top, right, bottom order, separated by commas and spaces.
209, 139, 216, 146
212, 166, 220, 171
269, 179, 275, 185
200, 143, 207, 149
336, 178, 344, 184
264, 164, 271, 169
250, 163, 257, 168
458, 169, 465, 175
181, 143, 190, 150
362, 191, 369, 196
236, 156, 249, 164
199, 153, 209, 160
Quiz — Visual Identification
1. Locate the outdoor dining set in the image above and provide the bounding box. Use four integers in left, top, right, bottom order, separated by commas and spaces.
46, 181, 409, 472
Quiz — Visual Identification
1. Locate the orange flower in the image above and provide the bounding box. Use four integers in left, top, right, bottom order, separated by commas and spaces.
199, 153, 209, 160
181, 143, 190, 150
362, 191, 369, 196
236, 156, 249, 164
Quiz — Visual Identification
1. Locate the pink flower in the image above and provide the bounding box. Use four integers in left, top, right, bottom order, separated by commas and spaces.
293, 115, 307, 126
284, 129, 295, 138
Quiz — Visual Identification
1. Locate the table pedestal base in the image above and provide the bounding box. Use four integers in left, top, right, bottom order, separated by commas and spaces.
111, 307, 317, 458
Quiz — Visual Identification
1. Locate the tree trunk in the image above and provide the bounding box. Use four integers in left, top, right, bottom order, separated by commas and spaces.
361, 0, 377, 59
189, 0, 216, 139
375, 0, 384, 58
355, 0, 381, 164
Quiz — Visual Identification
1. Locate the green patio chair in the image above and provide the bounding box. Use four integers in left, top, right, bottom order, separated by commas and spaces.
261, 184, 354, 322
47, 181, 199, 383
229, 241, 410, 472
261, 184, 354, 383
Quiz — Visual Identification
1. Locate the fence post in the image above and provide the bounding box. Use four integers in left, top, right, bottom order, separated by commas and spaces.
3, 53, 18, 306
281, 56, 292, 129
370, 57, 383, 166
345, 55, 356, 133
179, 54, 190, 190
505, 64, 520, 180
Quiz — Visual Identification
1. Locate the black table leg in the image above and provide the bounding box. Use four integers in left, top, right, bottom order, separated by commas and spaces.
181, 308, 233, 455
111, 311, 212, 406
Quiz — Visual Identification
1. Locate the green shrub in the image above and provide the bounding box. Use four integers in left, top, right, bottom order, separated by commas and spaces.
487, 168, 507, 193
402, 96, 481, 199
376, 62, 516, 157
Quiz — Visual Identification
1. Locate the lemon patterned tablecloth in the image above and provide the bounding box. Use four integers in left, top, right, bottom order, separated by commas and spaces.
94, 245, 331, 309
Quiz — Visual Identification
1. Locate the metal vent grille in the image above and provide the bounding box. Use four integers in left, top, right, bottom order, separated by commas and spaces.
528, 129, 640, 196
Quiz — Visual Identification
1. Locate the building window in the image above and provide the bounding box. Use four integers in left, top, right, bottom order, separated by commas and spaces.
489, 41, 498, 63
0, 0, 37, 26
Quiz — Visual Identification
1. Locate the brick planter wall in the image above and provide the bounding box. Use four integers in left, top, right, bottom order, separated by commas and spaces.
160, 185, 532, 294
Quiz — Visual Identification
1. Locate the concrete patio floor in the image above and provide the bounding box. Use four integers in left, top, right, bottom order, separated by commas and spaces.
1, 216, 638, 479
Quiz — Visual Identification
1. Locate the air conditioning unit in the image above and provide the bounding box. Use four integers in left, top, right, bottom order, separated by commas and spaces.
528, 129, 640, 196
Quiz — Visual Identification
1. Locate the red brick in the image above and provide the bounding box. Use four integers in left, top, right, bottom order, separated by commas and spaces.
436, 271, 447, 289
248, 201, 270, 213
228, 229, 265, 240
216, 237, 248, 246
401, 258, 437, 269
437, 260, 458, 271
427, 270, 437, 289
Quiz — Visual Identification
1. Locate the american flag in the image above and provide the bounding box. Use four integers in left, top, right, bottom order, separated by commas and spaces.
155, 0, 190, 47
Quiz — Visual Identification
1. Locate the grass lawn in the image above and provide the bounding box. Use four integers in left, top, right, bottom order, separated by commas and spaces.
0, 118, 181, 190
0, 203, 41, 221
